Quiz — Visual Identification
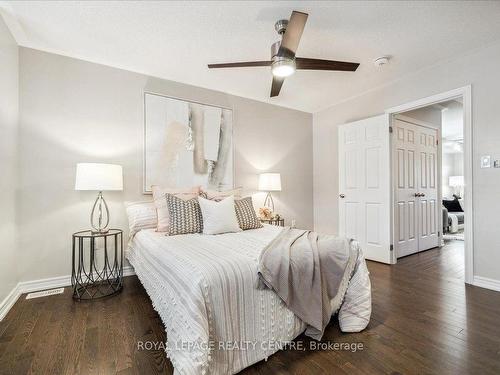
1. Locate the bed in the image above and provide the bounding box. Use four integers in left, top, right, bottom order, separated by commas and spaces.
127, 224, 371, 375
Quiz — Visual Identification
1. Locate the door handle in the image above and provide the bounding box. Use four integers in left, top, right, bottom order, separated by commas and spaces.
339, 194, 345, 198
420, 193, 425, 197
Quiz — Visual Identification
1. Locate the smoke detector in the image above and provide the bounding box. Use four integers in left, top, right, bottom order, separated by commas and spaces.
374, 56, 390, 67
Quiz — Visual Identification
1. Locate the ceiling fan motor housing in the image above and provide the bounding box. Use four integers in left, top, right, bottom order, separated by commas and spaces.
271, 41, 295, 66
271, 41, 281, 58
271, 40, 295, 60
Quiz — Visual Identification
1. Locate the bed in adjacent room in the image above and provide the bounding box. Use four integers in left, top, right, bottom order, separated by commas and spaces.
126, 223, 371, 375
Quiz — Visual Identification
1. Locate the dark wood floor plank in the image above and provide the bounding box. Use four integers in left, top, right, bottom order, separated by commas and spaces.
0, 297, 42, 374
1, 240, 500, 375
58, 293, 89, 375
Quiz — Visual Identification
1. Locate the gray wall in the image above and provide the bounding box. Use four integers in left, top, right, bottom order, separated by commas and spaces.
0, 16, 19, 303
313, 40, 500, 282
17, 48, 313, 283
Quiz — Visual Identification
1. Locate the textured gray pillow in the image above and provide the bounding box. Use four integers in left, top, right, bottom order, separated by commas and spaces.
235, 197, 263, 230
165, 193, 203, 235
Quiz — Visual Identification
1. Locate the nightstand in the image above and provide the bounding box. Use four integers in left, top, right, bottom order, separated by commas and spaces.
71, 229, 123, 301
260, 218, 285, 227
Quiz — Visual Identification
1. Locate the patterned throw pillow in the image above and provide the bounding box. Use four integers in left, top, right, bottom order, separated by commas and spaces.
152, 185, 201, 232
234, 197, 263, 230
165, 193, 203, 235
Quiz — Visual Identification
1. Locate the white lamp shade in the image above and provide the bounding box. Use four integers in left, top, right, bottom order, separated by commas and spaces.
258, 173, 282, 191
449, 175, 464, 187
75, 163, 123, 191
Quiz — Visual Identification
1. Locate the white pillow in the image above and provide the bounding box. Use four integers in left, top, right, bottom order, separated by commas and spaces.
458, 198, 465, 211
125, 201, 157, 237
198, 195, 241, 235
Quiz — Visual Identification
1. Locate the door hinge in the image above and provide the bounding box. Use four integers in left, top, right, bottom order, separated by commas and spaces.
436, 139, 439, 145
389, 126, 393, 133
390, 244, 394, 251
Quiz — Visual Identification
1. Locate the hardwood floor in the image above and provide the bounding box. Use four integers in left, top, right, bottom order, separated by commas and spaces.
1, 240, 500, 374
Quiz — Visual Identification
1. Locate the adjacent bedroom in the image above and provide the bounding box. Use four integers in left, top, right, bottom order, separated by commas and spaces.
1, 2, 500, 375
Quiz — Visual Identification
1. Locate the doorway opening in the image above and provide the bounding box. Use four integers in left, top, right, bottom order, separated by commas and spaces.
387, 86, 472, 284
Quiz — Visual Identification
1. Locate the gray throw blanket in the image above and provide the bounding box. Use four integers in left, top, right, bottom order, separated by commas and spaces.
258, 228, 359, 340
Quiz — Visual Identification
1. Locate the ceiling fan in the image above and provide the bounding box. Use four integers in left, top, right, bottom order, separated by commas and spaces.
208, 11, 360, 97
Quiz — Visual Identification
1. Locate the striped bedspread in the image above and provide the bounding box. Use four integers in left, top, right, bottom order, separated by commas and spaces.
127, 225, 371, 375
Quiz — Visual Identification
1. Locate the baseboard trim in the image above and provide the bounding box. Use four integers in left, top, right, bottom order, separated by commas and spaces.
0, 284, 21, 322
18, 274, 72, 294
123, 265, 136, 277
0, 266, 135, 321
473, 276, 500, 293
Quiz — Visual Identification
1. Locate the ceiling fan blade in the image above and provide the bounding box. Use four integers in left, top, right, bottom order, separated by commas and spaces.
278, 11, 308, 58
270, 76, 285, 97
295, 57, 360, 71
208, 61, 272, 69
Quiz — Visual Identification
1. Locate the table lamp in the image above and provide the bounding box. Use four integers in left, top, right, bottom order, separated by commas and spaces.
75, 163, 123, 233
258, 173, 281, 212
449, 175, 464, 198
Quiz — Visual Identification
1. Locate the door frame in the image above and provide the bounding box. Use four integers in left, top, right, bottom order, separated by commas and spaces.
386, 86, 473, 284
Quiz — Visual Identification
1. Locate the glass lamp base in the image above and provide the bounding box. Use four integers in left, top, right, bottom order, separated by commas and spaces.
91, 229, 109, 235
263, 192, 275, 212
90, 191, 110, 234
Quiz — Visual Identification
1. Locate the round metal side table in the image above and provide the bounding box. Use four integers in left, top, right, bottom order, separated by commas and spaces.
71, 229, 123, 301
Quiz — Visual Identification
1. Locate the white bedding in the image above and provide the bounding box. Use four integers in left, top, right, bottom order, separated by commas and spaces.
127, 225, 371, 375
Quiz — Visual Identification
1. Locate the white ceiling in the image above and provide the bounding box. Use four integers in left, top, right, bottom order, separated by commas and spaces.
2, 1, 500, 113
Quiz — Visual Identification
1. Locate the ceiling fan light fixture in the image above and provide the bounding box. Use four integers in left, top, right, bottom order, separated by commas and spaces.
207, 11, 359, 97
271, 58, 296, 77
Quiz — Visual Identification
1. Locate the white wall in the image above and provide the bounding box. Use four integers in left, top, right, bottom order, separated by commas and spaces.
403, 106, 443, 128
442, 101, 464, 139
0, 15, 19, 302
442, 101, 464, 198
442, 150, 464, 198
17, 48, 313, 283
313, 41, 500, 281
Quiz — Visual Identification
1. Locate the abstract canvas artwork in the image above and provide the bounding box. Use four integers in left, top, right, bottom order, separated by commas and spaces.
143, 93, 233, 193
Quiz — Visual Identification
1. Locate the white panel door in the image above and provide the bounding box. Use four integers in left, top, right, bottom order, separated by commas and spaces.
338, 115, 392, 264
417, 126, 440, 250
392, 120, 419, 257
393, 118, 439, 257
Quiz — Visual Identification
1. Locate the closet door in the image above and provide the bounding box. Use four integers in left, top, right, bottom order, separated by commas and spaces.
393, 120, 419, 257
393, 118, 439, 258
338, 114, 392, 264
417, 126, 439, 251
